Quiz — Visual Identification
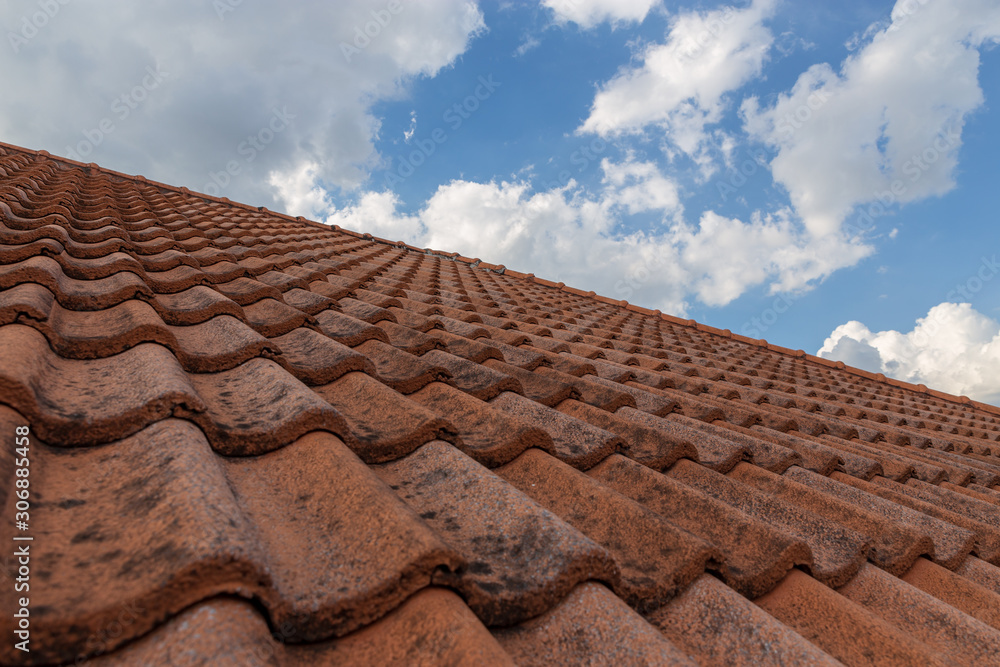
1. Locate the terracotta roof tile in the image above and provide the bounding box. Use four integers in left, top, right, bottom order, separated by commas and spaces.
834, 472, 1000, 564
494, 582, 695, 665
651, 573, 841, 666
496, 449, 718, 612
0, 254, 153, 309
97, 591, 513, 666
732, 463, 934, 575
314, 308, 390, 347
489, 393, 620, 468
373, 441, 617, 626
150, 284, 245, 324
754, 568, 944, 665
668, 460, 869, 586
431, 329, 504, 363
557, 399, 695, 469
592, 455, 811, 597
536, 366, 636, 411
6, 144, 1000, 663
418, 349, 517, 400
354, 338, 450, 393
839, 562, 1000, 663
313, 371, 455, 463
271, 327, 376, 385
902, 557, 1000, 631
483, 358, 577, 405
408, 383, 549, 467
956, 556, 1000, 595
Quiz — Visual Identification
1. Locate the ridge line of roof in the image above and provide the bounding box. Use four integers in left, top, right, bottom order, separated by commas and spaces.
503, 271, 995, 415
3, 139, 995, 416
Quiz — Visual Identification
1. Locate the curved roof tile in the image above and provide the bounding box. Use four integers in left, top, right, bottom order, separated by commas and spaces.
3, 142, 1000, 665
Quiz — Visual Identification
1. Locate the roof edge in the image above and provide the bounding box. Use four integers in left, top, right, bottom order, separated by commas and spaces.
513, 272, 999, 416
4, 140, 995, 416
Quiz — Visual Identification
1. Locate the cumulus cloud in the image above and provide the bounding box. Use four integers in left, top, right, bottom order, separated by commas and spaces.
542, 0, 659, 29
742, 0, 1000, 236
818, 302, 1000, 406
669, 209, 872, 306
578, 0, 775, 176
267, 160, 330, 219
0, 0, 485, 206
8, 0, 990, 329
600, 156, 681, 214
559, 0, 998, 313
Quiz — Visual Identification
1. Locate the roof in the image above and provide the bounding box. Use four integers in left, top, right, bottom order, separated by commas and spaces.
2, 141, 1000, 666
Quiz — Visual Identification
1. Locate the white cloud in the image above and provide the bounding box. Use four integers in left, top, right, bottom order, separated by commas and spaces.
328, 190, 422, 244
818, 303, 1000, 406
742, 0, 1000, 236
600, 156, 681, 214
670, 209, 871, 306
403, 111, 417, 143
561, 0, 998, 313
514, 35, 540, 57
578, 0, 775, 176
268, 160, 330, 219
543, 0, 658, 29
0, 0, 485, 206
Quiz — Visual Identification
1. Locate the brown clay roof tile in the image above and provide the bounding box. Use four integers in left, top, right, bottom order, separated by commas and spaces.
590, 454, 812, 597
755, 568, 944, 665
5, 143, 1000, 664
407, 383, 548, 467
373, 441, 617, 627
495, 582, 696, 665
496, 449, 718, 612
651, 573, 842, 666
839, 562, 1000, 663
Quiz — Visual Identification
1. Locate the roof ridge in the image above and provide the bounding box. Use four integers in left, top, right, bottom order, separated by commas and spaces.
2, 138, 995, 416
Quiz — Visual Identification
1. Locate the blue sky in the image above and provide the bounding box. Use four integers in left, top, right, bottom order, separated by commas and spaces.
2, 0, 999, 402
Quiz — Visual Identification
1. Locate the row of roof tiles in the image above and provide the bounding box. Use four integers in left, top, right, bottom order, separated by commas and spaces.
2, 143, 1000, 665
4, 140, 994, 410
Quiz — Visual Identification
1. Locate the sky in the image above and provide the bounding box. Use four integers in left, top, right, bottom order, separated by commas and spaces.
2, 0, 999, 403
